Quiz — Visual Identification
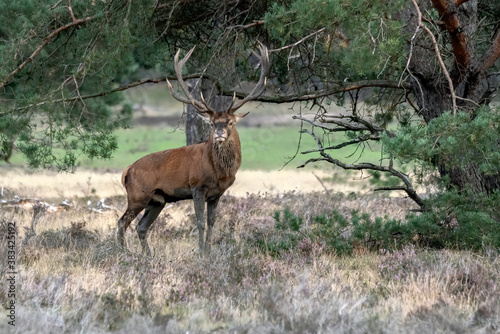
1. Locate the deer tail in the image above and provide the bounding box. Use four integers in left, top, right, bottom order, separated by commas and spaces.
121, 165, 132, 188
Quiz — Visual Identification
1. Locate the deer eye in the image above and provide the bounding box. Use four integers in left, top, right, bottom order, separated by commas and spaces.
229, 121, 234, 126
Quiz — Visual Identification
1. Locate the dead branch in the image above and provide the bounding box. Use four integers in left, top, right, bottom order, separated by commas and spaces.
270, 27, 326, 53
10, 77, 171, 112
312, 172, 330, 195
293, 116, 341, 132
320, 114, 396, 137
298, 127, 425, 209
67, 0, 77, 23
258, 80, 411, 104
300, 133, 381, 154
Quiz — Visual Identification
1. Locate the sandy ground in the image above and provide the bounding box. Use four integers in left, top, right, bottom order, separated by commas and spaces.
0, 167, 369, 202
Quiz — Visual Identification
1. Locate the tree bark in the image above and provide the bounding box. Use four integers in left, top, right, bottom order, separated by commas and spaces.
186, 78, 210, 145
186, 78, 232, 145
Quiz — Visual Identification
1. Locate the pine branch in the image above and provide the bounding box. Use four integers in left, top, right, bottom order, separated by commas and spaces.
0, 15, 95, 90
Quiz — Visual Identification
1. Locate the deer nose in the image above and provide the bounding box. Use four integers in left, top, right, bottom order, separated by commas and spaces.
216, 129, 225, 137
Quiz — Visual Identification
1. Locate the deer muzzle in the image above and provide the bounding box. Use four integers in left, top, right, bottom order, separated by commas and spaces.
214, 129, 227, 142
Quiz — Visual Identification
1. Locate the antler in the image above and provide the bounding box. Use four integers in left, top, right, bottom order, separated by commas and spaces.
166, 47, 217, 115
167, 44, 270, 115
229, 43, 270, 113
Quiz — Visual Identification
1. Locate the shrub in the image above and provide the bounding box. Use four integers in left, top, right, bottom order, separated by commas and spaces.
274, 207, 303, 231
268, 205, 500, 256
310, 210, 352, 254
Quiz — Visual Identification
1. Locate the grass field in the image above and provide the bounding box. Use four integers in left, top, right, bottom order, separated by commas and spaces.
0, 179, 498, 333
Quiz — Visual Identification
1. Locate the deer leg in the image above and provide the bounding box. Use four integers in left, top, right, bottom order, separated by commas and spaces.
206, 196, 220, 251
192, 189, 207, 252
137, 201, 165, 256
117, 208, 140, 248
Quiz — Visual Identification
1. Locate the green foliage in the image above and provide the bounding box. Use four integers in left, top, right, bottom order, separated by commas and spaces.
0, 0, 158, 170
382, 106, 500, 234
417, 189, 500, 249
267, 201, 500, 255
310, 210, 352, 253
383, 106, 500, 177
274, 207, 303, 231
264, 0, 406, 81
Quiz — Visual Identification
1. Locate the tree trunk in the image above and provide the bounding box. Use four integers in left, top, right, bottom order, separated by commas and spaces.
403, 0, 500, 195
186, 78, 233, 145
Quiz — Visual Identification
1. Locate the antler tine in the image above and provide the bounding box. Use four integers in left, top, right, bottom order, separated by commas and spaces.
225, 92, 237, 113
230, 44, 270, 113
166, 47, 210, 113
199, 91, 217, 115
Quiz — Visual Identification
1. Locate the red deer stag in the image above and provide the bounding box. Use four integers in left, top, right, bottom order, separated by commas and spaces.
117, 45, 269, 255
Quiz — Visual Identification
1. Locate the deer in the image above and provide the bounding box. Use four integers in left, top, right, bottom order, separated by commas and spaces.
117, 44, 269, 255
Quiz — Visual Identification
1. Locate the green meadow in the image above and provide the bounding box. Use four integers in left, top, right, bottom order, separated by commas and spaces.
76, 125, 382, 170
7, 124, 383, 171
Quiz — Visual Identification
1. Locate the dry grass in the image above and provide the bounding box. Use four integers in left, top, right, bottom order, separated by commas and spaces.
0, 169, 499, 333
0, 166, 374, 201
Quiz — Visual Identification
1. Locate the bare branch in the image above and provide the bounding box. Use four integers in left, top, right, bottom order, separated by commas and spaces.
320, 114, 396, 137
300, 134, 380, 154
270, 27, 326, 53
7, 75, 411, 118
67, 0, 77, 23
298, 125, 425, 209
51, 0, 65, 10
234, 20, 264, 30
0, 15, 95, 90
293, 115, 345, 132
10, 78, 169, 113
254, 80, 411, 104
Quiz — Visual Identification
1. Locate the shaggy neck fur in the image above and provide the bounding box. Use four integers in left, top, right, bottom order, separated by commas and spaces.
211, 138, 241, 177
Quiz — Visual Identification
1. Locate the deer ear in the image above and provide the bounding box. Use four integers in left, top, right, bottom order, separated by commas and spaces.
234, 112, 249, 123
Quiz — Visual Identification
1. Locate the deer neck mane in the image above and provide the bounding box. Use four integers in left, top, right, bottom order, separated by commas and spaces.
210, 136, 241, 177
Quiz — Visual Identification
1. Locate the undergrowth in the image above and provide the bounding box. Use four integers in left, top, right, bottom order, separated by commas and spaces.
1, 192, 499, 333
268, 205, 500, 256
